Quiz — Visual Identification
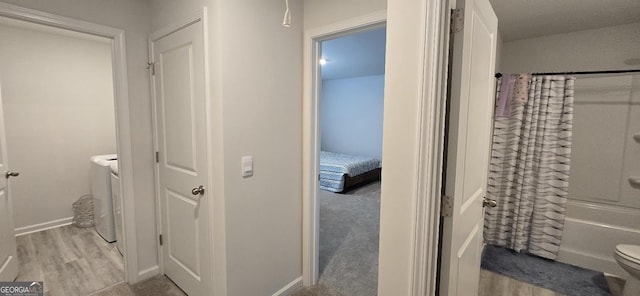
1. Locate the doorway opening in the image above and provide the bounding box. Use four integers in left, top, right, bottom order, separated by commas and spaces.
0, 2, 137, 290
0, 16, 123, 294
436, 0, 640, 295
302, 11, 387, 294
316, 26, 386, 295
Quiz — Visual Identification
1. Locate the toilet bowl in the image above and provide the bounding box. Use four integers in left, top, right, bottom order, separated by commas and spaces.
615, 244, 640, 296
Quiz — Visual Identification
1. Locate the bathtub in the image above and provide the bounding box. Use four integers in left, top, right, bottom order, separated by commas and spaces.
557, 199, 640, 277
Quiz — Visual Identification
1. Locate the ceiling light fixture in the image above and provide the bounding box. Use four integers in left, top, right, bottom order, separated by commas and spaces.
282, 0, 291, 27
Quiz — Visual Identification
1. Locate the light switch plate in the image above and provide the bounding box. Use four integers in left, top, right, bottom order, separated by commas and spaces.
241, 156, 253, 178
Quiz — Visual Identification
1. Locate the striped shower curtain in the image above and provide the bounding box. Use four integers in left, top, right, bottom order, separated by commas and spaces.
484, 75, 575, 260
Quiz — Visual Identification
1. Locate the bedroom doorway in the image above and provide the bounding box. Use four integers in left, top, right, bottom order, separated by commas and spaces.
305, 23, 387, 295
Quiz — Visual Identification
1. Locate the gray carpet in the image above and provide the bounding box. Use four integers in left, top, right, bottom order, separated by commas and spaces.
317, 182, 381, 296
481, 244, 611, 296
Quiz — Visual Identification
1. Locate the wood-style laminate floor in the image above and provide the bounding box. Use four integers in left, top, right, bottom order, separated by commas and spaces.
19, 226, 561, 296
479, 270, 564, 296
15, 225, 124, 296
89, 275, 186, 296
294, 270, 563, 296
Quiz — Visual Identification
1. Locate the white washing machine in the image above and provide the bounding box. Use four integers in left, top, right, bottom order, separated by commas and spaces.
90, 154, 117, 242
110, 162, 123, 256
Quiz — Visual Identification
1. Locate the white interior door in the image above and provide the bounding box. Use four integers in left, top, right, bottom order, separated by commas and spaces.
0, 83, 18, 281
439, 0, 497, 295
151, 20, 211, 296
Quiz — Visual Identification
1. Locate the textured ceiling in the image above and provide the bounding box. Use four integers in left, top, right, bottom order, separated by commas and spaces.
489, 0, 640, 41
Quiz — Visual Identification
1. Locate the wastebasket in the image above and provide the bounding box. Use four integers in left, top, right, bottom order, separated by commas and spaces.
72, 194, 95, 228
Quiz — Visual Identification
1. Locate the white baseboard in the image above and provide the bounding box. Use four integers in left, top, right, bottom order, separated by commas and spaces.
273, 276, 303, 296
137, 265, 160, 282
14, 217, 74, 236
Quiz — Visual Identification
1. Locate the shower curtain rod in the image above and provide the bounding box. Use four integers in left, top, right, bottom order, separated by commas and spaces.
495, 69, 640, 78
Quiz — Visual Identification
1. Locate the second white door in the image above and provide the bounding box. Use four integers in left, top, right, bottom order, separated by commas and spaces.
439, 0, 498, 295
151, 19, 211, 296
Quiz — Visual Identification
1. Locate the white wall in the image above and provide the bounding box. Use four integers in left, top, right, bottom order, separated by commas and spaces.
495, 32, 503, 72
501, 22, 640, 73
150, 1, 303, 295
569, 75, 640, 209
0, 0, 157, 280
220, 1, 302, 295
0, 22, 115, 231
320, 75, 384, 159
304, 0, 386, 29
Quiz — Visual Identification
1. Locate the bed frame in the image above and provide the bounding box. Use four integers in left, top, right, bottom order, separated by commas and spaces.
341, 168, 382, 193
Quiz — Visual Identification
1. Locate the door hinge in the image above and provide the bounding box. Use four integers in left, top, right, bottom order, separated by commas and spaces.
441, 195, 453, 217
155, 151, 159, 163
451, 8, 464, 33
147, 62, 156, 75
159, 234, 163, 246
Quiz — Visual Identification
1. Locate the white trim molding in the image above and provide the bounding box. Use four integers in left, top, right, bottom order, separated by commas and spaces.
272, 276, 303, 296
0, 1, 138, 284
408, 0, 450, 294
206, 3, 228, 295
14, 217, 73, 236
377, 0, 450, 295
302, 10, 387, 287
137, 265, 160, 282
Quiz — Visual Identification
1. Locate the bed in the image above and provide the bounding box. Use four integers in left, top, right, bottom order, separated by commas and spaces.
319, 151, 382, 193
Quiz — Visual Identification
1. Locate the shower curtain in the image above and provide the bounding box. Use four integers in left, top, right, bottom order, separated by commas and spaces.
484, 74, 575, 260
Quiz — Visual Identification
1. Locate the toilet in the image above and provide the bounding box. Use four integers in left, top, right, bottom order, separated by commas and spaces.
615, 244, 640, 296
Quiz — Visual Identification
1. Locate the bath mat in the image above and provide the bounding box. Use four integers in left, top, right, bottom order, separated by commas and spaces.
481, 244, 611, 296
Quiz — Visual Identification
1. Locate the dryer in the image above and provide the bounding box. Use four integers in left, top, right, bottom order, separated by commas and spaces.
90, 154, 117, 242
110, 162, 123, 256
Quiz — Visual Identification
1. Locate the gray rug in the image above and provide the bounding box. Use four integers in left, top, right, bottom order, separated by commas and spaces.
481, 244, 611, 296
317, 182, 381, 296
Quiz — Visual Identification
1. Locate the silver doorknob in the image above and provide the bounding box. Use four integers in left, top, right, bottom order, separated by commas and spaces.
483, 197, 497, 207
191, 185, 205, 196
5, 171, 19, 179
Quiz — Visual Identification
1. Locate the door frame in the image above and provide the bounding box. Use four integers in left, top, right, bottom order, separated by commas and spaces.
302, 10, 387, 286
301, 0, 451, 294
375, 0, 452, 294
148, 7, 220, 295
373, 0, 451, 293
0, 2, 139, 283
